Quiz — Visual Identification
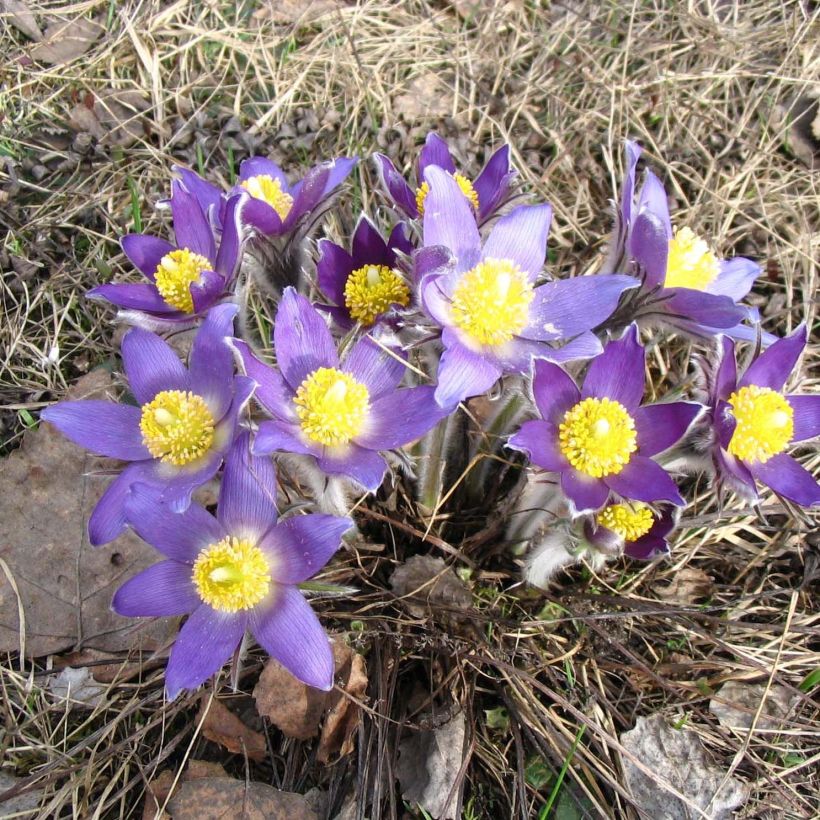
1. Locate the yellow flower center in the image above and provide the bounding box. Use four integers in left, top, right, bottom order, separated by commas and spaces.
192, 537, 271, 612
450, 258, 534, 347
559, 397, 638, 478
597, 503, 655, 541
240, 174, 293, 221
153, 249, 212, 313
343, 264, 411, 326
139, 390, 215, 466
294, 367, 370, 447
416, 172, 479, 216
664, 227, 720, 291
727, 385, 794, 464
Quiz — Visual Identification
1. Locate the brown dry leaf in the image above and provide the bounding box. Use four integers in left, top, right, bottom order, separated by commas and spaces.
393, 73, 454, 122
390, 554, 472, 620
252, 0, 340, 25
68, 89, 150, 147
45, 666, 107, 709
198, 695, 267, 762
30, 15, 102, 65
620, 714, 747, 820
397, 711, 466, 820
0, 369, 169, 657
1, 0, 43, 41
657, 566, 714, 604
316, 640, 367, 764
709, 681, 799, 732
166, 778, 317, 820
141, 760, 228, 820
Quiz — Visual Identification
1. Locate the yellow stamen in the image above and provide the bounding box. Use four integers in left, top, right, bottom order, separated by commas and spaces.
416, 172, 479, 217
192, 537, 271, 612
597, 503, 654, 541
240, 174, 293, 221
665, 227, 720, 291
450, 258, 534, 347
140, 390, 215, 466
559, 397, 638, 478
343, 264, 410, 326
294, 367, 370, 446
727, 385, 793, 464
153, 249, 212, 313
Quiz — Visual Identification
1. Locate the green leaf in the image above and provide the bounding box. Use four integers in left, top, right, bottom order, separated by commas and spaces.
799, 668, 820, 693
484, 706, 509, 732
525, 756, 551, 790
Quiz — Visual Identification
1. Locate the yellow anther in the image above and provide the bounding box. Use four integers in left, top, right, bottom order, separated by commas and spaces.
597, 503, 655, 541
153, 249, 213, 313
665, 227, 720, 291
416, 173, 479, 216
293, 367, 370, 446
727, 385, 793, 464
140, 390, 215, 466
192, 537, 271, 612
240, 174, 294, 221
343, 264, 410, 326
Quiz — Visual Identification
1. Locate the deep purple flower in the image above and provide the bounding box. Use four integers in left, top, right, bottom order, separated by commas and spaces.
113, 432, 352, 697
508, 325, 702, 514
232, 288, 447, 491
375, 131, 516, 223
88, 183, 246, 329
41, 305, 253, 546
604, 141, 770, 343
702, 324, 820, 507
582, 503, 677, 560
420, 167, 638, 409
316, 215, 414, 330
236, 155, 356, 237
172, 165, 227, 230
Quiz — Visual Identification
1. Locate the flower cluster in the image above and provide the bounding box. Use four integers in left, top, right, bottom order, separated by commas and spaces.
41, 137, 818, 698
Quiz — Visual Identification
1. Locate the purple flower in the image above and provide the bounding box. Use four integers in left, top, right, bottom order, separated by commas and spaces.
88, 183, 246, 329
508, 325, 702, 513
316, 215, 414, 330
420, 167, 637, 409
703, 324, 820, 507
236, 155, 356, 237
40, 305, 253, 546
113, 432, 352, 697
583, 504, 677, 560
375, 131, 516, 223
232, 288, 447, 491
605, 141, 769, 343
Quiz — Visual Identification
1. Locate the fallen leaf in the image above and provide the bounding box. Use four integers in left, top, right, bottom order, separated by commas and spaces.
1, 0, 43, 41
657, 566, 714, 604
620, 714, 747, 820
0, 369, 169, 657
141, 759, 228, 820
393, 73, 454, 122
390, 554, 472, 621
710, 681, 799, 732
397, 711, 466, 820
316, 640, 367, 764
166, 778, 317, 820
0, 771, 44, 816
30, 16, 102, 65
68, 88, 150, 147
198, 695, 267, 762
45, 666, 107, 709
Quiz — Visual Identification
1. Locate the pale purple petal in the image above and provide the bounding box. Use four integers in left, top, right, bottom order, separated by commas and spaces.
40, 401, 147, 460
165, 605, 247, 699
713, 336, 737, 402
604, 457, 684, 505
356, 386, 445, 450
749, 453, 820, 507
173, 166, 225, 227
343, 337, 406, 399
253, 421, 317, 458
260, 514, 350, 584
636, 170, 672, 237
740, 324, 806, 391
634, 402, 702, 457
419, 132, 456, 174
230, 339, 296, 422
87, 282, 179, 314
214, 194, 245, 281
121, 327, 189, 404
481, 204, 551, 278
662, 289, 746, 330
170, 181, 216, 261
374, 153, 418, 219
620, 140, 642, 229
413, 246, 453, 284
242, 197, 284, 235
121, 234, 176, 281
434, 340, 503, 410
284, 163, 330, 228
274, 288, 339, 389
321, 156, 356, 196
190, 269, 225, 315
189, 303, 239, 419
542, 332, 602, 364
218, 431, 278, 541
422, 167, 481, 270
420, 269, 459, 326
531, 359, 580, 425
707, 257, 760, 301
125, 483, 225, 561
317, 239, 354, 305
249, 586, 333, 690
581, 325, 645, 410
508, 420, 568, 471
561, 471, 609, 512
239, 156, 288, 186
474, 144, 514, 220
112, 560, 201, 617
318, 444, 387, 490
629, 211, 668, 290
789, 395, 820, 443
88, 461, 154, 547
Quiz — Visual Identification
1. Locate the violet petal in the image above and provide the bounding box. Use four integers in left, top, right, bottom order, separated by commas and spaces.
789, 395, 820, 443
481, 203, 551, 278
634, 401, 702, 457
121, 327, 190, 404
112, 560, 201, 617
581, 325, 645, 411
739, 324, 806, 391
750, 453, 820, 507
121, 234, 175, 281
604, 456, 684, 505
356, 386, 446, 450
508, 420, 568, 471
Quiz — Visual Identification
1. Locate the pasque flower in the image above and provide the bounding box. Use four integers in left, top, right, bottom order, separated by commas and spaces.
375, 131, 516, 223
701, 324, 820, 507
88, 182, 246, 329
508, 325, 702, 513
420, 167, 637, 409
232, 288, 447, 491
582, 503, 677, 560
41, 305, 253, 546
603, 141, 769, 342
113, 432, 352, 697
316, 215, 414, 330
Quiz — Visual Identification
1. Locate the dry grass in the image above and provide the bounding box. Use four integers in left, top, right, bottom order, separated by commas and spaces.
1, 0, 819, 818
